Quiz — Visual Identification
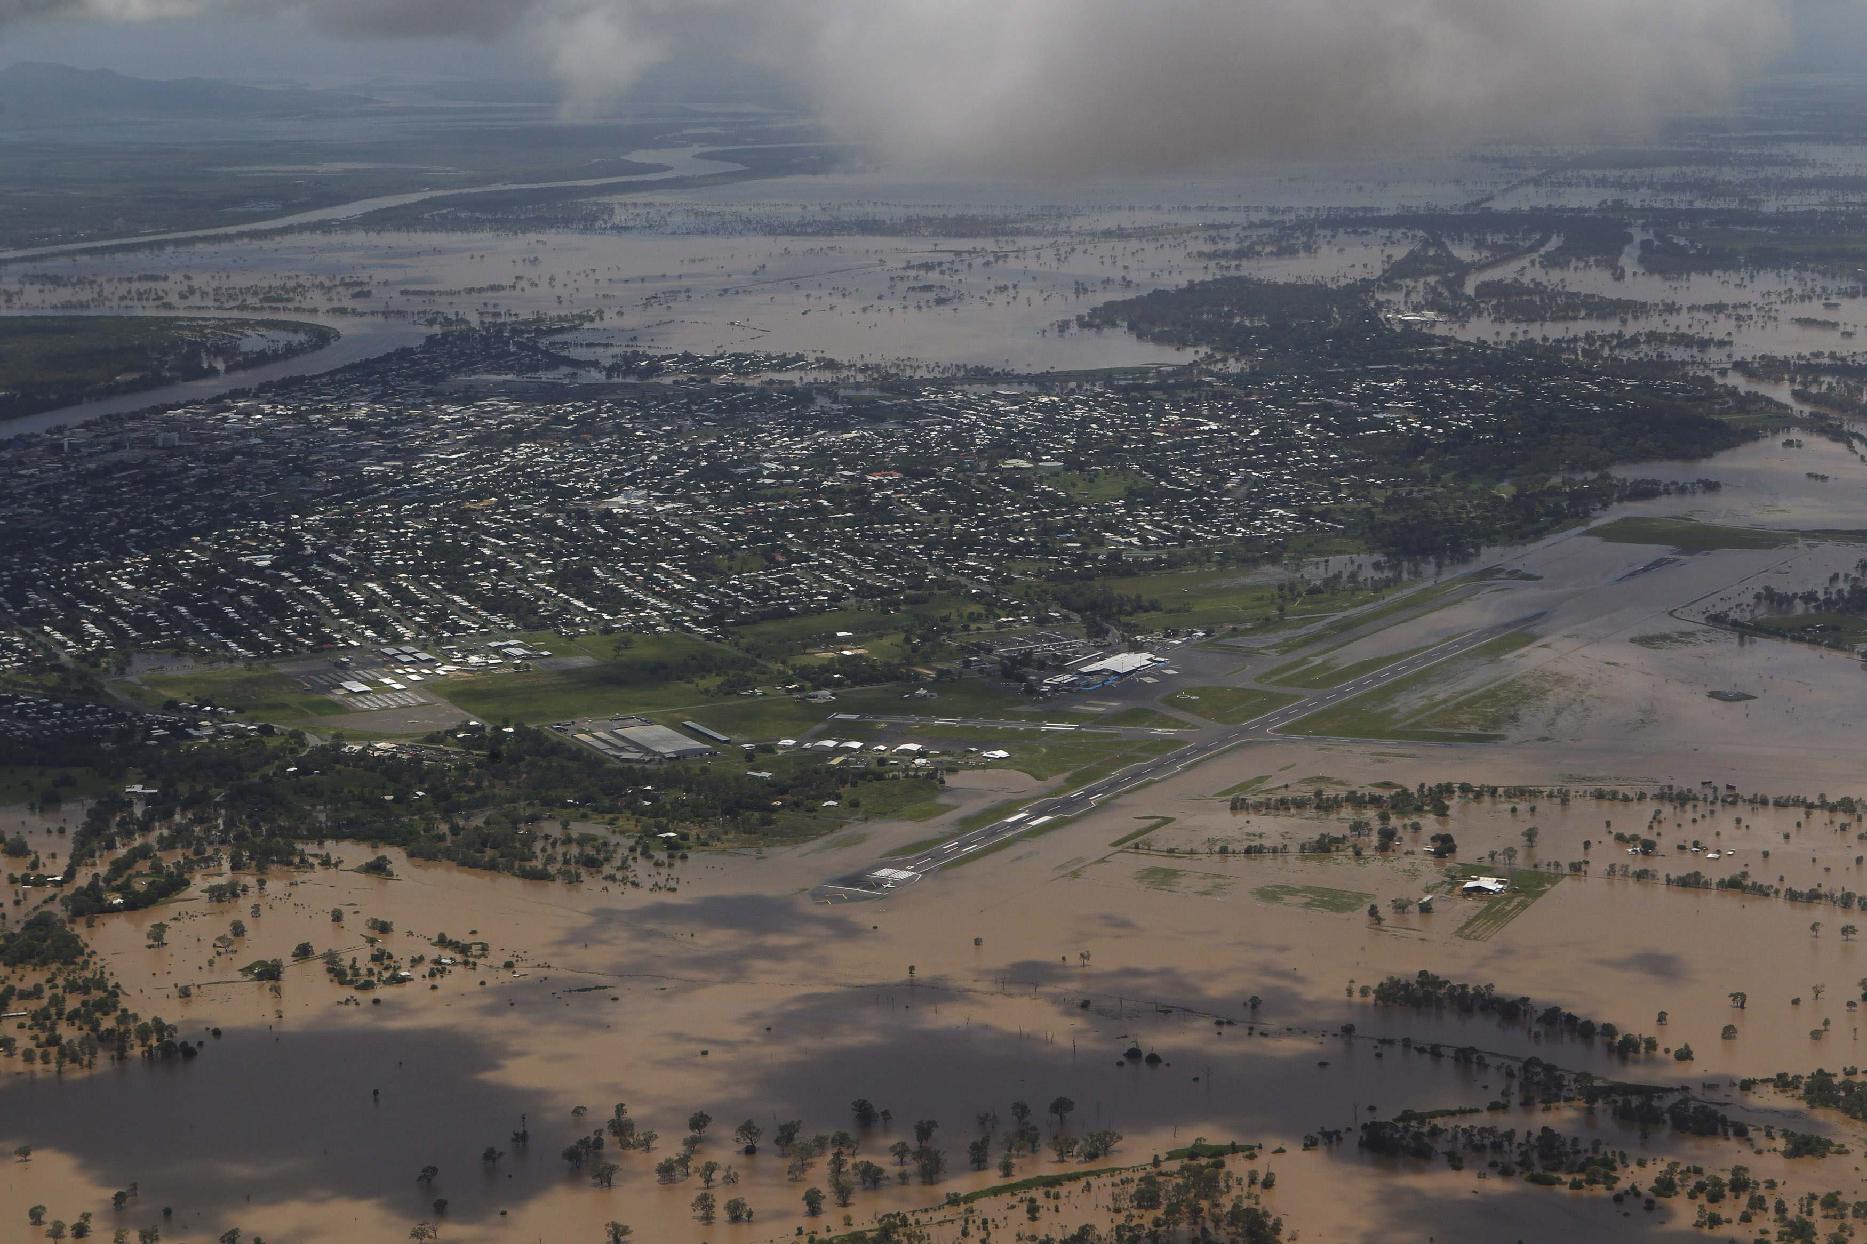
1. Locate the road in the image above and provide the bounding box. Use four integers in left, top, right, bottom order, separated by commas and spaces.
814, 615, 1540, 901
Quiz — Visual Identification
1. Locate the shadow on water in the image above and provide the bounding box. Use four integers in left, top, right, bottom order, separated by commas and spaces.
1367, 1179, 1707, 1244
0, 1024, 570, 1232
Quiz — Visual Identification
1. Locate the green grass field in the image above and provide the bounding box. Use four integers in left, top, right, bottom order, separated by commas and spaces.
442, 633, 760, 723
1251, 882, 1372, 913
1100, 706, 1190, 728
1588, 516, 1794, 552
1166, 685, 1302, 724
1628, 631, 1710, 650
1110, 816, 1176, 847
0, 764, 121, 806
1264, 646, 1430, 690
648, 695, 834, 742
1135, 865, 1235, 897
1268, 576, 1472, 654
1412, 669, 1572, 734
135, 666, 346, 725
1446, 866, 1563, 941
1281, 630, 1536, 743
1740, 612, 1867, 645
1062, 566, 1392, 634
1046, 468, 1151, 502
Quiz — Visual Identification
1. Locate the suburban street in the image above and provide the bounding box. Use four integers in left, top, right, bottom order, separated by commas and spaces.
814, 614, 1542, 900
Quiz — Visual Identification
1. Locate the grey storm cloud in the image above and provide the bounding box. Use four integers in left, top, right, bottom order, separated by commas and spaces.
3, 0, 1823, 172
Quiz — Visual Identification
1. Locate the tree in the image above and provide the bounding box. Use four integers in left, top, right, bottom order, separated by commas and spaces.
912, 1119, 939, 1145
408, 1226, 437, 1243
49, 1223, 67, 1242
724, 1197, 751, 1223
699, 1160, 721, 1187
1366, 903, 1382, 924
851, 1098, 879, 1128
29, 1207, 47, 1226
733, 1119, 762, 1152
687, 1111, 712, 1137
1009, 1101, 1032, 1127
1049, 1097, 1076, 1128
591, 1162, 620, 1190
1845, 925, 1859, 941
802, 1187, 825, 1216
690, 1192, 716, 1224
888, 1140, 912, 1166
854, 1160, 886, 1190
15, 1145, 31, 1162
1729, 991, 1747, 1010
147, 923, 168, 948
417, 1166, 438, 1185
604, 1225, 631, 1244
914, 1146, 946, 1184
967, 1136, 992, 1170
1722, 1024, 1739, 1040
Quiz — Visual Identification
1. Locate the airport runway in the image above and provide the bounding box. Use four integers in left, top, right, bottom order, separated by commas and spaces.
814, 615, 1541, 901
827, 711, 1184, 737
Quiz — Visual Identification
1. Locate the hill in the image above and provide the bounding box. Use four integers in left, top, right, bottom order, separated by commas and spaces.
0, 61, 374, 124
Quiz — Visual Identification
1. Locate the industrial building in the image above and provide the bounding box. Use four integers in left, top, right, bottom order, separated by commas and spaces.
575, 721, 716, 763
1039, 650, 1165, 695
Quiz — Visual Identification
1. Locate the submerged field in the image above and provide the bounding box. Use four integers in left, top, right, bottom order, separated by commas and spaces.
20, 106, 1867, 1244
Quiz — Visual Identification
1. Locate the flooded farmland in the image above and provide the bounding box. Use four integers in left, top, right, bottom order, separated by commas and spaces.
13, 90, 1867, 1244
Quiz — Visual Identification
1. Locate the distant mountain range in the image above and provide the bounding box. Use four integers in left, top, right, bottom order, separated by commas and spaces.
0, 61, 376, 123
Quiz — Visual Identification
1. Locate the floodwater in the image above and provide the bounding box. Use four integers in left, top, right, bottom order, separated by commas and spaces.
0, 148, 747, 264
11, 154, 1867, 1242
6, 722, 1866, 1244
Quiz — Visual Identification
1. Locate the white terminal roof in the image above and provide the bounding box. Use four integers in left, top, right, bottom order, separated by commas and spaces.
1075, 651, 1161, 677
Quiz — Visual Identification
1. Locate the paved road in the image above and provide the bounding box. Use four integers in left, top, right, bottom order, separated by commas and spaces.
814, 615, 1541, 901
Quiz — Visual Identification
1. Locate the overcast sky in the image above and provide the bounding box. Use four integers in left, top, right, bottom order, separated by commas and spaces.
5, 1, 1866, 173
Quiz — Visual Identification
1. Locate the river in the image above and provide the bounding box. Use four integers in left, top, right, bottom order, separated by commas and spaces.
0, 313, 432, 439
0, 147, 744, 265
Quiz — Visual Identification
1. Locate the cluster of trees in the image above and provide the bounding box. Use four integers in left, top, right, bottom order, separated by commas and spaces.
837, 1149, 1283, 1244
548, 1094, 1123, 1218
34, 721, 939, 924
1080, 269, 1763, 558
1370, 971, 1660, 1059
